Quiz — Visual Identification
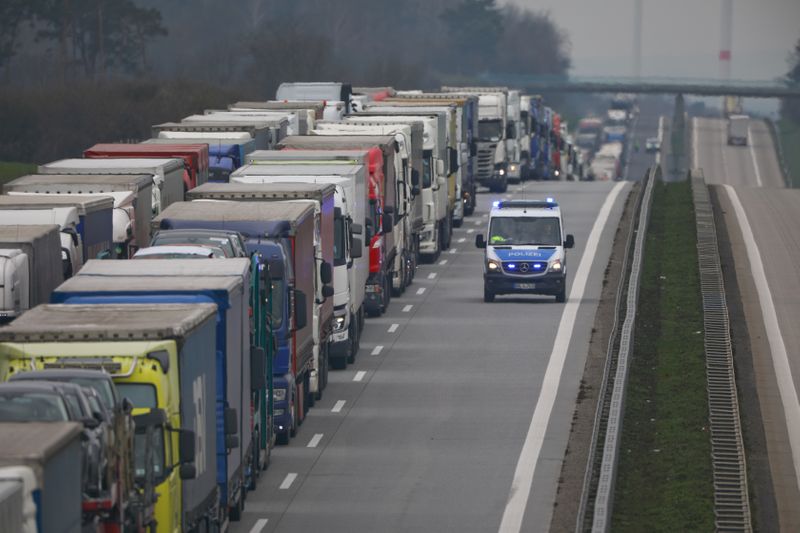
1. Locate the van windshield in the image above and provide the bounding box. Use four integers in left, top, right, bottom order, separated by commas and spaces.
489, 216, 561, 246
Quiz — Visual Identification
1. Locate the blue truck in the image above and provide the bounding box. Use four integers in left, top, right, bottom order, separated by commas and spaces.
144, 135, 257, 183
51, 258, 274, 522
152, 201, 315, 445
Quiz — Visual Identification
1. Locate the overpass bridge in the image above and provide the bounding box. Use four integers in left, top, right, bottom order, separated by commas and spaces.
478, 74, 800, 98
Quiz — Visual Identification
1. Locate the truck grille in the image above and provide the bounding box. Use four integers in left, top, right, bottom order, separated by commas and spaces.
477, 144, 496, 181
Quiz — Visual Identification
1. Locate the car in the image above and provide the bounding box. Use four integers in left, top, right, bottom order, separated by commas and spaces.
645, 137, 661, 153
475, 199, 575, 303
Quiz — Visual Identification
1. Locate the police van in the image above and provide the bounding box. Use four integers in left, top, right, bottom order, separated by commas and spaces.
475, 198, 574, 302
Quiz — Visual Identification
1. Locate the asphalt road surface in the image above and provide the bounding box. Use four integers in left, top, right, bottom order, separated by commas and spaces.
694, 116, 800, 529
233, 179, 630, 533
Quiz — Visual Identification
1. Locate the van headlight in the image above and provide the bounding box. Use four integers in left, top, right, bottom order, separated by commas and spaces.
487, 259, 501, 271
549, 259, 563, 272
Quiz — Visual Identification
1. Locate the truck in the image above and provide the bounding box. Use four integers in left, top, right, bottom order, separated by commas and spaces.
201, 110, 300, 137
37, 158, 185, 217
176, 116, 288, 149
0, 303, 216, 532
0, 225, 63, 321
3, 173, 154, 258
0, 422, 83, 533
233, 152, 369, 366
442, 87, 510, 193
350, 108, 450, 260
144, 133, 256, 183
275, 82, 354, 119
84, 143, 210, 192
187, 182, 336, 394
0, 206, 83, 278
388, 93, 480, 216
311, 121, 419, 293
0, 195, 113, 265
152, 201, 315, 446
727, 114, 749, 146
51, 257, 271, 522
589, 142, 623, 181
152, 121, 277, 155
277, 135, 398, 315
229, 101, 326, 134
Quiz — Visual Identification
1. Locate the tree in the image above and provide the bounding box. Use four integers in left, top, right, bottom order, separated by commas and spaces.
440, 0, 503, 74
0, 0, 37, 71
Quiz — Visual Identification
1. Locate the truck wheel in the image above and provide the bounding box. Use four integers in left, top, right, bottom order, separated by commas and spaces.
484, 286, 495, 303
453, 216, 463, 228
500, 179, 508, 193
249, 433, 259, 490
229, 494, 243, 522
276, 430, 289, 446
392, 261, 405, 297
289, 401, 298, 437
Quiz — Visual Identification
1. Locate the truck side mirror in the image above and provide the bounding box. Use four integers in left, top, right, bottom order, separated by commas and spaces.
564, 234, 575, 249
268, 259, 284, 280
179, 464, 196, 480
411, 185, 421, 197
334, 207, 342, 218
294, 290, 308, 330
436, 159, 445, 176
449, 148, 459, 173
411, 168, 420, 187
507, 123, 516, 139
351, 223, 363, 235
179, 430, 196, 463
320, 261, 333, 285
250, 347, 266, 391
382, 213, 394, 234
322, 285, 334, 298
470, 142, 478, 157
475, 234, 486, 249
351, 238, 363, 259
224, 407, 239, 449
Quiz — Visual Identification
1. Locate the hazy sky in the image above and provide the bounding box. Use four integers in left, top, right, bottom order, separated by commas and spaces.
500, 0, 800, 80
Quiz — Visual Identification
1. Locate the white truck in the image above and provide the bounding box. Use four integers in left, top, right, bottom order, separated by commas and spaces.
224, 164, 367, 369
228, 101, 325, 134
275, 82, 353, 120
37, 158, 184, 216
3, 173, 154, 258
727, 114, 749, 146
0, 207, 82, 278
0, 225, 63, 320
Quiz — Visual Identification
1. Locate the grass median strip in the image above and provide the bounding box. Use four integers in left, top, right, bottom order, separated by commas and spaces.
612, 179, 714, 531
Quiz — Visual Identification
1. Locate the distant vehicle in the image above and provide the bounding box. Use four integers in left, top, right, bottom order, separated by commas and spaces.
727, 114, 749, 146
645, 137, 661, 153
475, 199, 575, 303
603, 125, 627, 144
132, 245, 221, 259
606, 109, 628, 125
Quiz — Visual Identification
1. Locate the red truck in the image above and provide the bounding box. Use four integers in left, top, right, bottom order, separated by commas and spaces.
83, 143, 209, 192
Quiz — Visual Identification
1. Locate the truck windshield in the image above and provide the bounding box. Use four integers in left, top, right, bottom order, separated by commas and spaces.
334, 217, 346, 266
479, 120, 503, 142
270, 280, 284, 329
422, 151, 433, 188
134, 428, 166, 484
0, 393, 70, 422
489, 216, 561, 246
116, 383, 157, 409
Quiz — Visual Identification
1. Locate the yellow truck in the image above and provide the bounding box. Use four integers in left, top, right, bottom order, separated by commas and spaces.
0, 303, 219, 532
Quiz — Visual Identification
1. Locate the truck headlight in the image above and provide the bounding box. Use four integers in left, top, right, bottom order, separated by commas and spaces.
333, 315, 347, 332
498, 169, 506, 176
510, 164, 518, 172
273, 388, 287, 402
549, 259, 563, 272
487, 259, 501, 271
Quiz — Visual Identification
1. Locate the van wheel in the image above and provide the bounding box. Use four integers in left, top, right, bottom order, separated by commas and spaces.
556, 286, 566, 303
484, 286, 495, 303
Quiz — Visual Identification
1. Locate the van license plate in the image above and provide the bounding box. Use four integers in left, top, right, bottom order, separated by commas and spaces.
514, 283, 536, 289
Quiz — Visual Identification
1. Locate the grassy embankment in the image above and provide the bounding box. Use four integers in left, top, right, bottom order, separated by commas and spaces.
0, 162, 35, 185
777, 119, 800, 188
612, 179, 714, 531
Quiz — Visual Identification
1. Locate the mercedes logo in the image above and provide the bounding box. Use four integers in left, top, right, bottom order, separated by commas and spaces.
519, 263, 530, 273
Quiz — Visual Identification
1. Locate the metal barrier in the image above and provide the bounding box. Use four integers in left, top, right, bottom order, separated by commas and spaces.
766, 119, 793, 188
691, 170, 752, 531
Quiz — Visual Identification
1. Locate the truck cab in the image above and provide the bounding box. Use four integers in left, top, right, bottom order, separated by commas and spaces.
476, 199, 574, 303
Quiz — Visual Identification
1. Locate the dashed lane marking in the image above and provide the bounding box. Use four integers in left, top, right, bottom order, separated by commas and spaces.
388, 323, 399, 333
279, 473, 297, 490
249, 519, 269, 533
331, 400, 346, 413
371, 345, 384, 355
307, 434, 323, 448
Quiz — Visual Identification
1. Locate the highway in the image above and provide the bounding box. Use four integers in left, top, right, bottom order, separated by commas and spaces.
234, 180, 630, 533
693, 116, 800, 529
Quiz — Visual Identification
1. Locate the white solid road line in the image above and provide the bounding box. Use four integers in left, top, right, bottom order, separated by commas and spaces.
353, 371, 366, 382
402, 304, 413, 312
388, 323, 399, 333
416, 287, 426, 295
428, 273, 437, 279
307, 433, 323, 448
439, 259, 448, 265
498, 181, 626, 533
724, 185, 800, 490
248, 518, 269, 533
691, 117, 699, 168
331, 400, 346, 413
747, 125, 763, 187
656, 115, 664, 166
279, 473, 297, 490
371, 345, 384, 356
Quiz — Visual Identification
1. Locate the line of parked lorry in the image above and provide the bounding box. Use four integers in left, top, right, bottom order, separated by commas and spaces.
0, 82, 571, 532
574, 93, 639, 181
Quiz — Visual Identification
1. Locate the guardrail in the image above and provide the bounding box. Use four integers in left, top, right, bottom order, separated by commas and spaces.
766, 119, 793, 188
576, 165, 657, 532
691, 170, 752, 531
